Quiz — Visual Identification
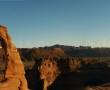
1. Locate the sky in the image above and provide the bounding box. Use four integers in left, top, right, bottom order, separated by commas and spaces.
0, 0, 110, 48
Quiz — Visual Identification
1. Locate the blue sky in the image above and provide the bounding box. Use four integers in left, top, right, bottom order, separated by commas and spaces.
0, 0, 110, 48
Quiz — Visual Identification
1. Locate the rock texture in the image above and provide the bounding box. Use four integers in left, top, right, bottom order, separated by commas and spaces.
0, 25, 28, 90
39, 58, 59, 90
86, 84, 110, 90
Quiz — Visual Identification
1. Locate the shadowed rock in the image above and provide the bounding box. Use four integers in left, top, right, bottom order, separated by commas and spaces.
25, 60, 43, 90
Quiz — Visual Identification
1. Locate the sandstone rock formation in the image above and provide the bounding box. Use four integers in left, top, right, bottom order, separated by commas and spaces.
69, 58, 81, 72
39, 58, 59, 90
86, 84, 110, 90
0, 25, 28, 90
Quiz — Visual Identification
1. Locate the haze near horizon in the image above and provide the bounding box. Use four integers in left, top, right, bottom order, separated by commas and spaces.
0, 0, 110, 48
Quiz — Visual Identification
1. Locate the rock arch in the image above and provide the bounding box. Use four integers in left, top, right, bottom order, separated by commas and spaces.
0, 25, 28, 90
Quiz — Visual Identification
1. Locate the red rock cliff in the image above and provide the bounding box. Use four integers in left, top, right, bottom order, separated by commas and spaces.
0, 25, 28, 90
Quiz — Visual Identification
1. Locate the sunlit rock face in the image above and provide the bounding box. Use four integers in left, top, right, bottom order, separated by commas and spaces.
85, 83, 110, 90
86, 85, 110, 90
39, 58, 59, 90
0, 25, 28, 90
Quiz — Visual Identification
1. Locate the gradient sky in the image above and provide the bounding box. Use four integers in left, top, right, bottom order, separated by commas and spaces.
0, 0, 110, 48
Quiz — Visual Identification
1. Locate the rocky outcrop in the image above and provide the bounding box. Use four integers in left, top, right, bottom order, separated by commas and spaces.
69, 58, 81, 72
39, 58, 59, 90
0, 25, 28, 90
86, 84, 110, 90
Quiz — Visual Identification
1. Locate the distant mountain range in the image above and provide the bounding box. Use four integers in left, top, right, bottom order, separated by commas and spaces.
18, 44, 110, 59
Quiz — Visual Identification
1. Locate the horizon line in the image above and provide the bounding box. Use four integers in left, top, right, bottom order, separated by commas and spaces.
16, 44, 110, 48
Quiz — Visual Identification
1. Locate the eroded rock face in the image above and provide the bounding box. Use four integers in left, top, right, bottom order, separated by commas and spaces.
69, 58, 81, 72
0, 25, 28, 90
39, 58, 59, 90
86, 85, 110, 90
